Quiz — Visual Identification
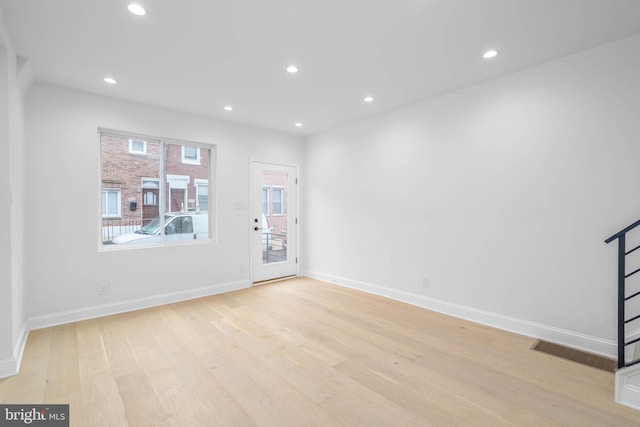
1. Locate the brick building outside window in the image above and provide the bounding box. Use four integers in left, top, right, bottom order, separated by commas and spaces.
100, 132, 210, 244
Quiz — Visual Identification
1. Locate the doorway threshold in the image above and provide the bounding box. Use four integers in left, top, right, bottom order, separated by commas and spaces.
253, 275, 297, 286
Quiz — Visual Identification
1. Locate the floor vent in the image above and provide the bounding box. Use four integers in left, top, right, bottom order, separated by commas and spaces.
532, 340, 616, 373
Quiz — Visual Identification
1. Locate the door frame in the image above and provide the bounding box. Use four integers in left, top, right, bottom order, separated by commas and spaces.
249, 159, 300, 284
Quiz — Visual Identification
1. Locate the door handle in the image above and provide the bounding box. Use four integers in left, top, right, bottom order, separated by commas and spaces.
254, 226, 261, 231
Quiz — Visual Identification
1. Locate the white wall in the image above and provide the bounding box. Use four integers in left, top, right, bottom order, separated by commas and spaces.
0, 8, 27, 378
0, 25, 14, 371
9, 55, 26, 365
25, 84, 303, 324
303, 36, 640, 356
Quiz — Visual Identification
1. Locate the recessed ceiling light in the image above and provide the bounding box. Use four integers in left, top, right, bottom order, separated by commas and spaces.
295, 122, 303, 127
128, 3, 146, 16
364, 96, 374, 103
224, 105, 233, 111
483, 50, 499, 59
286, 65, 299, 74
103, 77, 118, 84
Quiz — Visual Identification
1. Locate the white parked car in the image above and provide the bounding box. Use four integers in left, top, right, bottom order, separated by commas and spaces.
112, 212, 209, 244
112, 212, 271, 245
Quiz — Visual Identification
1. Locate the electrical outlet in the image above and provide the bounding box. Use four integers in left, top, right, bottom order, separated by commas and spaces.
98, 281, 110, 295
421, 277, 429, 288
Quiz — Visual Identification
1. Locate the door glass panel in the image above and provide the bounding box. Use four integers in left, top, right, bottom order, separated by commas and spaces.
262, 171, 288, 264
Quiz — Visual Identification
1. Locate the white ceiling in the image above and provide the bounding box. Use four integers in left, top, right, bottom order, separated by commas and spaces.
1, 0, 639, 136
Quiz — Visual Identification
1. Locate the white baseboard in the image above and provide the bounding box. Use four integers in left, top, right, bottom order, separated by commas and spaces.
28, 279, 251, 331
0, 321, 29, 379
305, 271, 617, 359
5, 273, 617, 379
616, 365, 640, 410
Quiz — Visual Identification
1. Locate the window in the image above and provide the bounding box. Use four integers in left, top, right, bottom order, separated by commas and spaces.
195, 179, 209, 212
100, 131, 213, 247
128, 139, 147, 154
142, 178, 160, 189
262, 187, 269, 215
166, 216, 193, 235
272, 187, 284, 215
143, 191, 157, 205
102, 188, 121, 217
181, 145, 201, 165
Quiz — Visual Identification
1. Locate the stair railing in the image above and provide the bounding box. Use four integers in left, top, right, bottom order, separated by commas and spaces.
605, 218, 640, 369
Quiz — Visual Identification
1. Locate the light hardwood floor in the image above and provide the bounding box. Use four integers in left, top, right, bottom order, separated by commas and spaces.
2, 277, 640, 426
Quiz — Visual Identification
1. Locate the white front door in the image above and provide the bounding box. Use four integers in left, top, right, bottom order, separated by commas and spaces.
251, 161, 298, 283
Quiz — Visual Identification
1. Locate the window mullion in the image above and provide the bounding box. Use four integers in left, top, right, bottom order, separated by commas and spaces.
159, 141, 166, 241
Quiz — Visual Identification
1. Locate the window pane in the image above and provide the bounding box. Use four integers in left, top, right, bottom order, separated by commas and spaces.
101, 133, 160, 244
142, 179, 159, 189
143, 191, 157, 205
261, 171, 288, 265
197, 184, 208, 212
107, 191, 119, 215
165, 143, 210, 242
130, 139, 145, 153
101, 133, 212, 246
272, 188, 283, 215
184, 146, 198, 159
102, 189, 120, 217
101, 191, 107, 215
179, 217, 193, 233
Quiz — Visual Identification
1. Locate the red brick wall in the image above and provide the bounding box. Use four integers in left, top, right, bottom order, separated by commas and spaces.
101, 135, 210, 223
101, 134, 160, 222
165, 144, 210, 212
